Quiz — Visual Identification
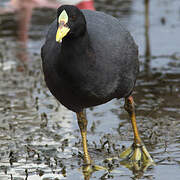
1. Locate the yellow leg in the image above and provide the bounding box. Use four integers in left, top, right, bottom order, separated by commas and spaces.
119, 96, 154, 170
76, 110, 91, 165
124, 96, 141, 144
76, 110, 109, 177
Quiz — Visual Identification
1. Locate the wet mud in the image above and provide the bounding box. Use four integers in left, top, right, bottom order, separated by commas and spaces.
0, 0, 180, 179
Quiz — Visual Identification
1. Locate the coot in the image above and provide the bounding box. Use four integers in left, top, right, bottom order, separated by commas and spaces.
41, 5, 153, 167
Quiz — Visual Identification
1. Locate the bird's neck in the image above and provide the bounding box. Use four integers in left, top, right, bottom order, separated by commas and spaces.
61, 31, 90, 61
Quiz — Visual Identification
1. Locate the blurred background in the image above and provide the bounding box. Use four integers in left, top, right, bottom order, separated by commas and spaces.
0, 0, 180, 179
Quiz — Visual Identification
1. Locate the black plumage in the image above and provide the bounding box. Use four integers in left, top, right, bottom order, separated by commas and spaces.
41, 5, 139, 113
41, 5, 154, 169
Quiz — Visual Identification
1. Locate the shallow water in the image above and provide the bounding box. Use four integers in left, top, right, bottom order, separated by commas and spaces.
0, 0, 180, 179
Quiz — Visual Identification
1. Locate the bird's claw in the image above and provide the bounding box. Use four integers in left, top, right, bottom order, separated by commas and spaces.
82, 164, 107, 172
119, 143, 155, 171
81, 163, 108, 179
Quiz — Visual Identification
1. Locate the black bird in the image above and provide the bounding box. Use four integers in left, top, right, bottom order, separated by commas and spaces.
41, 5, 153, 168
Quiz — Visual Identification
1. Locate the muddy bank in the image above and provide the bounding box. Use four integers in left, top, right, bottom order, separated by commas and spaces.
0, 0, 180, 179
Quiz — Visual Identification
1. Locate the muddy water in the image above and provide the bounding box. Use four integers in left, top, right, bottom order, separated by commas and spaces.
0, 0, 180, 179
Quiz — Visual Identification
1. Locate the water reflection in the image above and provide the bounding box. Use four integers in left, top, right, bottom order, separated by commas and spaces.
144, 0, 151, 76
0, 0, 95, 64
0, 0, 180, 179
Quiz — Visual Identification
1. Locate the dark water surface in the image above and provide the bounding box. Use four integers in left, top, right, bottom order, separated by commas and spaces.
0, 0, 180, 179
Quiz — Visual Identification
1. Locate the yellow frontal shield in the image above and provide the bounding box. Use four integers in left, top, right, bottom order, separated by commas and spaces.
56, 10, 70, 43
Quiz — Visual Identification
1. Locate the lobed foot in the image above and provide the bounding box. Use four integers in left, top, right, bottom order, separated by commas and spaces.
119, 143, 155, 171
81, 164, 108, 179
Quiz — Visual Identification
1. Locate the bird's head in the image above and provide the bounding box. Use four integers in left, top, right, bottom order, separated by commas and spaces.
56, 5, 87, 43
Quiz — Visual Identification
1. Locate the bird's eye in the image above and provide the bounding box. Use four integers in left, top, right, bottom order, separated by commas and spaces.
71, 16, 76, 21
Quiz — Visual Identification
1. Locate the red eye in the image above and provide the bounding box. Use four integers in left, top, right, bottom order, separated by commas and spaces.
71, 16, 76, 21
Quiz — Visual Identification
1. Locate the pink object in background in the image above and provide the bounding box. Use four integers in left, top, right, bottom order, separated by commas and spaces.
2, 0, 95, 46
76, 0, 95, 10
0, 0, 95, 64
